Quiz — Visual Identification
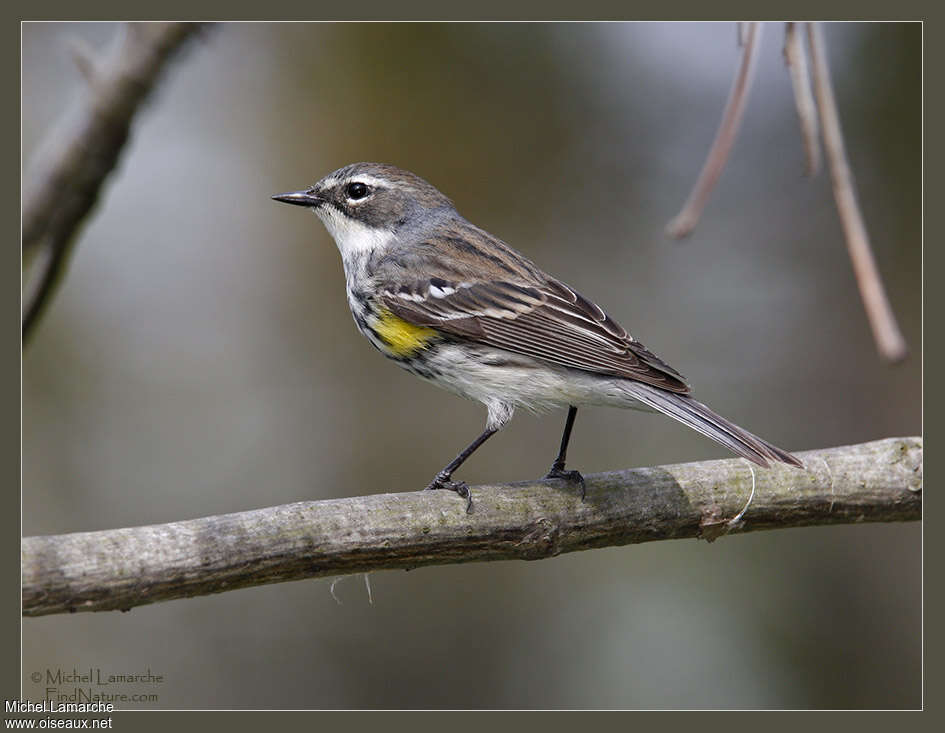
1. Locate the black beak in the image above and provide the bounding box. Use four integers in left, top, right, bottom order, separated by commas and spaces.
271, 189, 323, 207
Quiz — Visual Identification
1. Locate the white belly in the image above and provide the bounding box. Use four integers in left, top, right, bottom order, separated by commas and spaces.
413, 343, 653, 429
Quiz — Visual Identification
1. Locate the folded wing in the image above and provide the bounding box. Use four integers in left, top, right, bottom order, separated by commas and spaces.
380, 276, 691, 394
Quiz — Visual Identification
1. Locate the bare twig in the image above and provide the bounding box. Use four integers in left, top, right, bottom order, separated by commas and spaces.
737, 22, 749, 47
667, 22, 763, 238
22, 437, 921, 617
806, 23, 908, 362
21, 22, 204, 342
783, 22, 822, 176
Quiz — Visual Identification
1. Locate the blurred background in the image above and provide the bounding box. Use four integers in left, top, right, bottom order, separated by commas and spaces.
22, 22, 921, 709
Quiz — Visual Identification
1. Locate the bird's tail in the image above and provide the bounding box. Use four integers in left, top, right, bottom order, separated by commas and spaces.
621, 382, 804, 469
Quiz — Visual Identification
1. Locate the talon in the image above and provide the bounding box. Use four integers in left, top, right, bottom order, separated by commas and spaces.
456, 483, 473, 514
544, 466, 586, 502
425, 475, 474, 513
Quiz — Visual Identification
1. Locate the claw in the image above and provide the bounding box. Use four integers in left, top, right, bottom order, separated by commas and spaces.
425, 473, 474, 513
544, 466, 586, 502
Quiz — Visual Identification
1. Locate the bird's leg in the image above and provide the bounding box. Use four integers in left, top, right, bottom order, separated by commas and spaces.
425, 427, 498, 513
544, 405, 586, 500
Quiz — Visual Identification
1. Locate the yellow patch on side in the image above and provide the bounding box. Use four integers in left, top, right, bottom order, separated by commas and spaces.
373, 309, 438, 357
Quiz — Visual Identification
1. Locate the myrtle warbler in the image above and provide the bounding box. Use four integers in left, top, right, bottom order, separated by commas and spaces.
273, 163, 802, 511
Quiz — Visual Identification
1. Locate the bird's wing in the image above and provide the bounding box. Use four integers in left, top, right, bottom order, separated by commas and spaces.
379, 275, 691, 394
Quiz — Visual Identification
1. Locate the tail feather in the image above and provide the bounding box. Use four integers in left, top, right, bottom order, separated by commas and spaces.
622, 382, 804, 469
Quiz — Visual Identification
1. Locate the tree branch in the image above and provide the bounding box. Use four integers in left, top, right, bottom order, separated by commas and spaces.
22, 437, 921, 617
783, 22, 821, 176
806, 23, 908, 363
21, 22, 205, 342
666, 22, 762, 238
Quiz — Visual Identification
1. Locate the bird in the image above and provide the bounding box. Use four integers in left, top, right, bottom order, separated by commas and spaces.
273, 163, 802, 511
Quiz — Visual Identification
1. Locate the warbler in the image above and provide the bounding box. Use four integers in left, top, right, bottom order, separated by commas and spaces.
273, 163, 802, 511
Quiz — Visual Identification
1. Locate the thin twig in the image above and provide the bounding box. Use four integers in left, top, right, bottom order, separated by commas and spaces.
806, 23, 908, 362
21, 22, 204, 343
737, 22, 748, 47
21, 437, 921, 617
783, 22, 822, 176
667, 22, 763, 238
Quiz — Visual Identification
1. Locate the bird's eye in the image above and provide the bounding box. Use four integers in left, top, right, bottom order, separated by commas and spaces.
346, 182, 370, 200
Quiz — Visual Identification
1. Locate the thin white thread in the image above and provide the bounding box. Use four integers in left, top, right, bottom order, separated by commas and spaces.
728, 460, 756, 528
329, 577, 344, 605
363, 574, 374, 605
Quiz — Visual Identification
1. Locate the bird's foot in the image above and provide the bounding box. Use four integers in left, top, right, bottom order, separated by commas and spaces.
425, 472, 473, 513
544, 464, 586, 501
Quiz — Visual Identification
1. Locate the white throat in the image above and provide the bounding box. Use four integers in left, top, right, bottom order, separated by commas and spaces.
315, 205, 395, 258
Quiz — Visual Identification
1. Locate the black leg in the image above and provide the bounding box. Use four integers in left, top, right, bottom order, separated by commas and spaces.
425, 427, 497, 513
544, 406, 586, 500
551, 406, 578, 471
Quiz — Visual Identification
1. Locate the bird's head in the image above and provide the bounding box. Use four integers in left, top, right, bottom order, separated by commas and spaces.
273, 163, 455, 258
